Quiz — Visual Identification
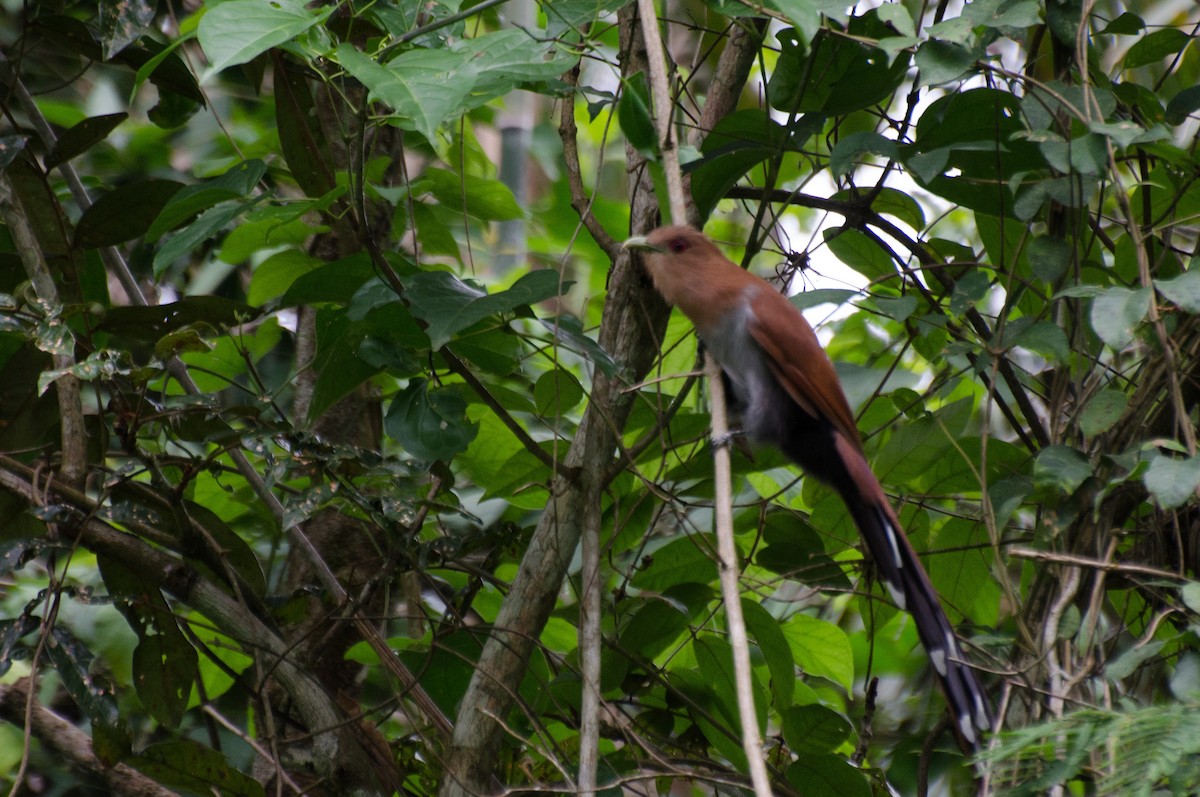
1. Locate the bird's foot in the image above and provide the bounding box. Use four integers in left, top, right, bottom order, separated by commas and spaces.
710, 429, 748, 450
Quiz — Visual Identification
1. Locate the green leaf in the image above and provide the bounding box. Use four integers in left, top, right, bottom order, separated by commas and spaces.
153, 202, 246, 276
1009, 319, 1071, 362
688, 109, 803, 222
829, 131, 898, 178
98, 0, 155, 59
45, 112, 127, 168
385, 378, 479, 461
1124, 28, 1191, 70
130, 741, 264, 797
742, 598, 795, 711
198, 0, 331, 74
1156, 269, 1200, 312
618, 72, 657, 157
1028, 235, 1071, 282
1143, 453, 1200, 509
1079, 389, 1128, 437
1099, 12, 1144, 35
782, 704, 853, 753
915, 39, 977, 86
146, 159, 267, 241
780, 614, 853, 691
533, 369, 584, 416
539, 315, 619, 376
75, 179, 185, 248
44, 627, 130, 759
763, 0, 821, 43
631, 536, 719, 591
785, 753, 871, 797
1033, 445, 1092, 495
1090, 286, 1151, 349
337, 43, 471, 143
1182, 582, 1200, 614
1167, 86, 1200, 126
280, 255, 376, 305
875, 2, 915, 37
619, 597, 693, 661
419, 167, 523, 221
693, 635, 749, 730
245, 250, 320, 305
822, 227, 894, 280
405, 269, 565, 349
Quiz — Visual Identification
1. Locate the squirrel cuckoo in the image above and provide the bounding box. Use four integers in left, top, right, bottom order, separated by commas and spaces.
624, 225, 991, 749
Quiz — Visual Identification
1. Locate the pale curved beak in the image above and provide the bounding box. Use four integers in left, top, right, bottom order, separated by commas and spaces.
623, 235, 664, 253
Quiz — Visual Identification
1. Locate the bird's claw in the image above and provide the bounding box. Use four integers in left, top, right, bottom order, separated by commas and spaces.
711, 429, 747, 450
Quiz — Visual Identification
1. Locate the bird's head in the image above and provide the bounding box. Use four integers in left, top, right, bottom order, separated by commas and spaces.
622, 226, 736, 312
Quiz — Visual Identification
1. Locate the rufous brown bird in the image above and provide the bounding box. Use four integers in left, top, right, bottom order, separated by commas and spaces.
624, 225, 991, 749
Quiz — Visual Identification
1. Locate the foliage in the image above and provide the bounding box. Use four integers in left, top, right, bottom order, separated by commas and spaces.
2, 0, 1200, 795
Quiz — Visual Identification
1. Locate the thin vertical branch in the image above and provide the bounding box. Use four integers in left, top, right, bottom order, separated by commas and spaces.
635, 0, 771, 794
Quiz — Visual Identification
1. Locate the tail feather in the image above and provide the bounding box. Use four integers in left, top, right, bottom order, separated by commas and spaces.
835, 437, 991, 749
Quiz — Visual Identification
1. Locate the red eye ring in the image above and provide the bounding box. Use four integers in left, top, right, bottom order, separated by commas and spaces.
668, 238, 687, 253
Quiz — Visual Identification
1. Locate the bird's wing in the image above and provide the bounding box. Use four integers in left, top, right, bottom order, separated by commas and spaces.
744, 286, 866, 454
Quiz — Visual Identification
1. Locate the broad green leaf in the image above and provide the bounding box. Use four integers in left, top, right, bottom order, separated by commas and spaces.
915, 39, 977, 86
688, 109, 803, 222
742, 598, 795, 711
631, 536, 719, 591
198, 0, 331, 73
280, 255, 377, 305
246, 250, 322, 306
45, 112, 127, 168
75, 179, 184, 247
756, 514, 851, 590
153, 202, 246, 276
1143, 453, 1200, 509
385, 378, 479, 461
960, 0, 1042, 29
780, 614, 853, 691
146, 159, 267, 241
822, 227, 894, 280
1079, 389, 1128, 437
1033, 445, 1092, 494
1090, 286, 1151, 349
619, 598, 693, 662
1124, 28, 1191, 70
618, 72, 656, 157
1166, 86, 1200, 125
1008, 319, 1071, 362
829, 131, 898, 178
1027, 235, 1071, 282
404, 269, 565, 349
1099, 11, 1144, 35
419, 167, 523, 221
130, 741, 264, 797
785, 752, 871, 797
1156, 269, 1200, 313
875, 2, 915, 37
693, 635, 748, 730
764, 0, 821, 43
782, 704, 853, 754
533, 369, 584, 416
335, 43, 472, 143
98, 0, 155, 59
44, 627, 130, 759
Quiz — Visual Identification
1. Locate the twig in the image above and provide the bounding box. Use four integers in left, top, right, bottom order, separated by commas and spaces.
635, 1, 771, 794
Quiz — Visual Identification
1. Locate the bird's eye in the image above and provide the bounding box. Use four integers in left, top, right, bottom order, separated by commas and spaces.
668, 238, 687, 254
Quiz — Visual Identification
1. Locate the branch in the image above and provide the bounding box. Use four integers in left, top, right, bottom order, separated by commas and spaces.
0, 679, 179, 797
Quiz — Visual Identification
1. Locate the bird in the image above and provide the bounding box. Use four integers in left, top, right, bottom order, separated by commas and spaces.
624, 224, 991, 750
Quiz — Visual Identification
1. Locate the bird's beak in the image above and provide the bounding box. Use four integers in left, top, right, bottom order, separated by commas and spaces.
623, 235, 664, 253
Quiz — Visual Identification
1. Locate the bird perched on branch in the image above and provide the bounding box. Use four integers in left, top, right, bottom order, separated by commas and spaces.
624, 225, 991, 750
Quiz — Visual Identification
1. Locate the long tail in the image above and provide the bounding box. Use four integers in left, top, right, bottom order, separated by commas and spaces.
834, 437, 992, 750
